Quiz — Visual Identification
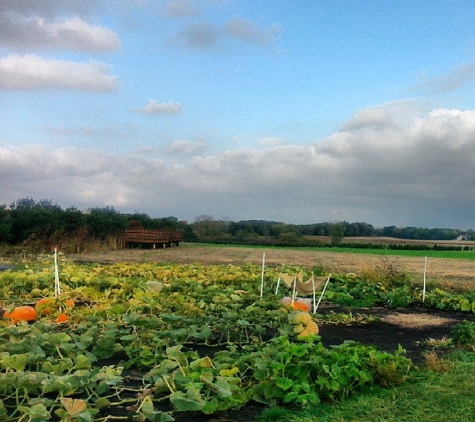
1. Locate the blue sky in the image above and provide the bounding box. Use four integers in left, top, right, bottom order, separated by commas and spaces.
1, 0, 475, 229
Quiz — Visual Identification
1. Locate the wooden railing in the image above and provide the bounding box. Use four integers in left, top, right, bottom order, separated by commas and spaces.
124, 229, 183, 248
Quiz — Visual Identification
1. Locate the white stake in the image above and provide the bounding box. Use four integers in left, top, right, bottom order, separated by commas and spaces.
422, 256, 427, 303
260, 252, 266, 298
54, 248, 61, 298
315, 274, 331, 312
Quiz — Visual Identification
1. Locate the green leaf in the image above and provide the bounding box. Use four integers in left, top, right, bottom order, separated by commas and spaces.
189, 325, 212, 340
165, 345, 184, 360
202, 398, 219, 414
17, 403, 51, 422
157, 359, 179, 374
170, 389, 205, 411
73, 355, 92, 370
44, 332, 72, 346
42, 359, 73, 375
460, 299, 471, 312
1, 353, 28, 371
275, 377, 293, 391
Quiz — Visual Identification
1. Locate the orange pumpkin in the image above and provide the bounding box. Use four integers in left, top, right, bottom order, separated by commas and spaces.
35, 298, 54, 315
65, 299, 75, 308
3, 306, 37, 323
55, 313, 69, 323
292, 301, 311, 312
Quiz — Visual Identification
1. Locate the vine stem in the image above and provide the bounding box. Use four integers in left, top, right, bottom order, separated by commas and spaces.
162, 375, 176, 393
55, 345, 64, 359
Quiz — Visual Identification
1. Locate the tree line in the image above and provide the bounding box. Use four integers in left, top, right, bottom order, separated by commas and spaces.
0, 198, 473, 251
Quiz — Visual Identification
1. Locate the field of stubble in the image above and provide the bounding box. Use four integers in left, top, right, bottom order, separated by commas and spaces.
68, 243, 475, 291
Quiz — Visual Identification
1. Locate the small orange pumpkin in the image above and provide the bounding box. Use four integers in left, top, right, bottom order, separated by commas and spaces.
65, 299, 75, 308
3, 306, 37, 323
55, 313, 69, 323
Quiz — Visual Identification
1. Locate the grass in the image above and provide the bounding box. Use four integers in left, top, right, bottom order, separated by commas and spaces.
191, 242, 475, 260
258, 351, 475, 422
323, 247, 475, 260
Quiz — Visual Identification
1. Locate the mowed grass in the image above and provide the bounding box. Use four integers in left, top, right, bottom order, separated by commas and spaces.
259, 351, 475, 422
194, 242, 475, 260
311, 246, 475, 260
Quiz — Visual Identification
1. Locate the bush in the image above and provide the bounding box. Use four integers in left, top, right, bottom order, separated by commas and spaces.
452, 321, 475, 348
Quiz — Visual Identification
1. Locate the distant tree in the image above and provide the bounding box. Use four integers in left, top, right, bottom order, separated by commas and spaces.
0, 205, 12, 244
9, 198, 63, 243
62, 206, 86, 233
192, 215, 228, 239
154, 216, 179, 229
85, 206, 127, 239
10, 197, 36, 211
330, 222, 345, 245
382, 225, 399, 238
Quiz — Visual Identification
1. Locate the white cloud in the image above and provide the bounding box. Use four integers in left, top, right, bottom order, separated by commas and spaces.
169, 22, 220, 49
168, 17, 282, 51
257, 137, 285, 147
0, 15, 121, 52
3, 104, 475, 227
0, 0, 91, 16
41, 124, 133, 139
139, 100, 183, 115
412, 62, 475, 93
161, 0, 200, 18
226, 16, 282, 45
160, 0, 231, 19
167, 140, 207, 155
0, 145, 135, 207
340, 100, 425, 131
0, 54, 118, 91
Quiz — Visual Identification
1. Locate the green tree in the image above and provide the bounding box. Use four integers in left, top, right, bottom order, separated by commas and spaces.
85, 206, 127, 239
9, 198, 63, 243
330, 222, 345, 245
0, 205, 12, 244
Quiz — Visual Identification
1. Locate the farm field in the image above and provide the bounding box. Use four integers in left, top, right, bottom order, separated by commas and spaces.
0, 245, 474, 421
68, 242, 475, 291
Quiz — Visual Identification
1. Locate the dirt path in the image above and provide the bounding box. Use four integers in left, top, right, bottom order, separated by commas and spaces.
68, 243, 475, 290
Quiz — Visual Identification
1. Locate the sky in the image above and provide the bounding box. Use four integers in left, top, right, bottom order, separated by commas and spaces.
1, 1, 475, 229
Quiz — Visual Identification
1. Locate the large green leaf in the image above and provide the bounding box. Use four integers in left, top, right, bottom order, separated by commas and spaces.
170, 389, 205, 411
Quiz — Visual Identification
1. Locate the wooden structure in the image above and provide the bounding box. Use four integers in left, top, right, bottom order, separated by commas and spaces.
124, 229, 183, 248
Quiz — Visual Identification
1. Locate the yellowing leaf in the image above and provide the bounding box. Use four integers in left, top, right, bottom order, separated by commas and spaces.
60, 397, 87, 416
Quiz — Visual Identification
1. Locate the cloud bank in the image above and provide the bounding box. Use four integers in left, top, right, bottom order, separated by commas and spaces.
2, 103, 475, 228
0, 55, 118, 91
0, 0, 120, 91
0, 15, 121, 52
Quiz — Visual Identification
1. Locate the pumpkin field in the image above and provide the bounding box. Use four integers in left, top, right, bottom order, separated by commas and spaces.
0, 247, 474, 421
